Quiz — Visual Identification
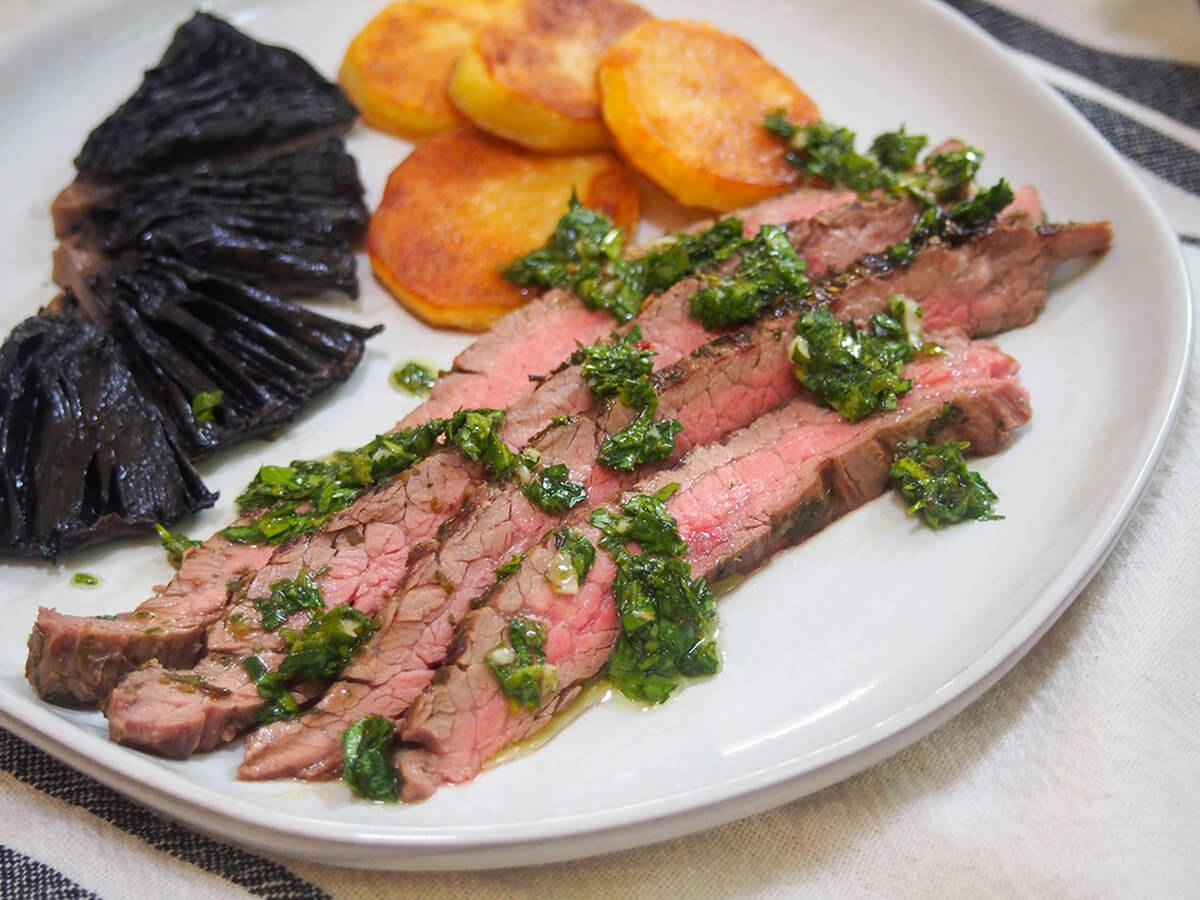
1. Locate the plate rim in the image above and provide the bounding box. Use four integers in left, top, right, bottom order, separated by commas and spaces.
0, 0, 1192, 870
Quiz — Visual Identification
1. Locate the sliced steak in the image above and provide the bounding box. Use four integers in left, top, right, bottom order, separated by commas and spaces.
32, 184, 854, 709
28, 535, 266, 707
401, 183, 858, 427
103, 186, 864, 750
398, 333, 1032, 800
236, 216, 1106, 781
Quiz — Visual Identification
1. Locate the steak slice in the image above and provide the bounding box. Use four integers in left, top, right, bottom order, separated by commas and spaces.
30, 184, 855, 709
236, 216, 1106, 782
397, 333, 1032, 800
101, 186, 864, 750
399, 183, 858, 427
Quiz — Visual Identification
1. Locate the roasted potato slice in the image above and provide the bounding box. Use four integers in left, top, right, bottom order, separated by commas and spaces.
369, 126, 639, 330
339, 0, 516, 138
599, 19, 820, 211
448, 0, 651, 151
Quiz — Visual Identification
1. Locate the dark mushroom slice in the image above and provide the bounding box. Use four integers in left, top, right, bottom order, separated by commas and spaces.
71, 139, 368, 300
82, 256, 382, 459
74, 12, 358, 182
0, 314, 216, 559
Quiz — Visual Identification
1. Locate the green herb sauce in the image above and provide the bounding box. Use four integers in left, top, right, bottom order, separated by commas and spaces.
154, 524, 200, 568
245, 603, 375, 723
487, 616, 552, 710
495, 553, 525, 581
222, 418, 450, 545
765, 113, 1014, 263
254, 569, 325, 631
190, 389, 224, 424
522, 463, 588, 514
791, 295, 939, 422
580, 328, 654, 397
71, 572, 100, 587
589, 485, 719, 704
580, 328, 684, 472
689, 224, 811, 329
342, 715, 400, 802
390, 361, 437, 396
890, 439, 1002, 528
503, 194, 747, 323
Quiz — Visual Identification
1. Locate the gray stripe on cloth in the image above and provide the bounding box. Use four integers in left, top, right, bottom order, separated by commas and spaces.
0, 845, 100, 899
0, 729, 329, 900
1056, 88, 1200, 197
940, 0, 1200, 131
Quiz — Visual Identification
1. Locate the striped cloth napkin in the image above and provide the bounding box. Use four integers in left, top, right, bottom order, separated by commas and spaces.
2, 0, 1197, 896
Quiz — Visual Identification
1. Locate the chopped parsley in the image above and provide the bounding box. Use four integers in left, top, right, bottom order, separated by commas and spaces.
890, 439, 1002, 528
503, 194, 747, 323
342, 715, 399, 802
521, 463, 588, 514
590, 487, 718, 704
690, 224, 811, 329
925, 146, 982, 201
870, 126, 928, 173
222, 418, 450, 544
254, 569, 325, 631
71, 572, 100, 587
581, 328, 654, 397
589, 484, 685, 556
245, 603, 375, 723
495, 553, 525, 581
444, 409, 518, 477
790, 295, 938, 422
597, 397, 684, 471
765, 113, 1014, 262
486, 616, 553, 710
443, 409, 589, 514
154, 524, 200, 568
580, 331, 682, 473
190, 389, 223, 424
390, 361, 436, 396
544, 526, 596, 595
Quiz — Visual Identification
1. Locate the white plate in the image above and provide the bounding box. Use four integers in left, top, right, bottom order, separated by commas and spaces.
0, 0, 1190, 871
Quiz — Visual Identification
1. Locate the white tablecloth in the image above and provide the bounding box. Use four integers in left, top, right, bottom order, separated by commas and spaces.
1, 0, 1196, 896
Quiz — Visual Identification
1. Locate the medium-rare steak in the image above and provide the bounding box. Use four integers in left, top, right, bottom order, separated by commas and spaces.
397, 333, 1032, 800
72, 13, 357, 183
29, 184, 856, 708
236, 217, 1108, 782
102, 188, 883, 755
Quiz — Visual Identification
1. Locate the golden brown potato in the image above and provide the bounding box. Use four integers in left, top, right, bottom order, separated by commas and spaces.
368, 126, 640, 330
448, 0, 651, 152
599, 19, 821, 211
339, 0, 517, 138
